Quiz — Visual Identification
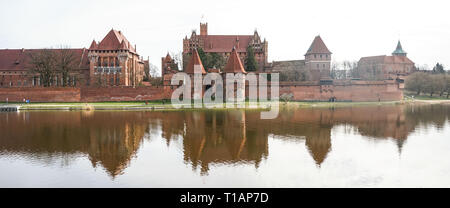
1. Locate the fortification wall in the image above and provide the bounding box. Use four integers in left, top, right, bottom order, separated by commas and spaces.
0, 88, 81, 102
0, 80, 403, 103
0, 87, 164, 102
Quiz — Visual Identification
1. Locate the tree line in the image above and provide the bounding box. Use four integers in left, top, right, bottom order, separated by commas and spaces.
27, 47, 80, 87
405, 64, 450, 98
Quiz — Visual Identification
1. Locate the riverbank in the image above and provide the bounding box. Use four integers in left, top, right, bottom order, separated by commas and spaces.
3, 99, 449, 111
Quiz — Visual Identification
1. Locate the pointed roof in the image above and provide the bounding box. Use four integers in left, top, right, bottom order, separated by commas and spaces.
392, 40, 407, 56
96, 29, 136, 53
224, 47, 247, 74
89, 40, 98, 50
163, 52, 172, 62
185, 49, 206, 74
305, 35, 332, 55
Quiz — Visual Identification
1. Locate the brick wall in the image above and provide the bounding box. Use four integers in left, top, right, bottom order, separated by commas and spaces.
0, 88, 81, 102
0, 80, 403, 103
0, 87, 164, 102
277, 80, 403, 102
80, 86, 164, 102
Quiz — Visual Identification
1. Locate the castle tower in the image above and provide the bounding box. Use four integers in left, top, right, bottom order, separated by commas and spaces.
304, 35, 332, 80
223, 47, 247, 102
392, 40, 407, 57
161, 52, 173, 77
200, 22, 208, 36
185, 49, 206, 74
88, 29, 144, 87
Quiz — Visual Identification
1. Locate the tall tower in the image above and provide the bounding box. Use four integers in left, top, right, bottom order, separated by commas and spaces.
392, 40, 407, 57
200, 22, 208, 36
304, 35, 332, 80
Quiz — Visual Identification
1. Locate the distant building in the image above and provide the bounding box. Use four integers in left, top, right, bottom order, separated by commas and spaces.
88, 29, 145, 87
268, 35, 332, 81
161, 53, 178, 78
182, 22, 268, 71
357, 41, 415, 80
0, 29, 146, 88
0, 48, 89, 87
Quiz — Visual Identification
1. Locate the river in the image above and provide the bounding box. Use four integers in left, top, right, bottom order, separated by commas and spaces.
0, 104, 449, 187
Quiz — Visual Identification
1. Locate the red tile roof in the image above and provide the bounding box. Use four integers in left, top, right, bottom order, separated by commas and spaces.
0, 49, 89, 71
305, 36, 331, 55
201, 35, 252, 53
185, 49, 206, 74
224, 47, 246, 74
92, 29, 136, 53
359, 55, 414, 65
89, 40, 98, 50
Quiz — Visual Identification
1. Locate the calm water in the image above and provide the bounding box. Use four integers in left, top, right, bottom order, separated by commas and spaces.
1, 104, 450, 187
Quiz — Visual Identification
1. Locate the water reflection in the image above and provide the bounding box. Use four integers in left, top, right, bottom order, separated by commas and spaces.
0, 104, 449, 178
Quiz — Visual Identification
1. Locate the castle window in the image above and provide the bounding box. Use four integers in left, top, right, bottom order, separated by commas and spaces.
317, 64, 319, 68
314, 54, 317, 58
320, 55, 323, 59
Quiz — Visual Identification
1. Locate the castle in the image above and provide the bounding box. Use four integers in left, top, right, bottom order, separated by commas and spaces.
0, 23, 411, 103
268, 35, 332, 81
182, 22, 268, 72
356, 41, 415, 81
0, 29, 146, 88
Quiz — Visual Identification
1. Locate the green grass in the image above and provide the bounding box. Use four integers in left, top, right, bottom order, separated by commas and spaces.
1, 100, 409, 111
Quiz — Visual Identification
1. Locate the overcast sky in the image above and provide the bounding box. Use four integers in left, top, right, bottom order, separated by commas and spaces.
1, 0, 449, 72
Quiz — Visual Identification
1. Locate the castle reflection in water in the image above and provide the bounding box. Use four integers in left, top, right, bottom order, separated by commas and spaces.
0, 104, 449, 177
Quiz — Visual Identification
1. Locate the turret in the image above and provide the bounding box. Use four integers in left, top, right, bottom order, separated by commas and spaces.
392, 40, 407, 57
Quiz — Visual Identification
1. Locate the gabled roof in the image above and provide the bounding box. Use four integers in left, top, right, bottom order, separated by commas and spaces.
89, 40, 98, 50
359, 55, 414, 65
0, 49, 90, 71
305, 35, 332, 55
185, 49, 206, 74
224, 47, 247, 74
201, 35, 254, 53
93, 29, 136, 53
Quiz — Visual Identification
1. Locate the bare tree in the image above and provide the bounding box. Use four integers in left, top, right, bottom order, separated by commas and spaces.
56, 46, 78, 86
27, 49, 57, 87
171, 51, 183, 71
149, 63, 160, 77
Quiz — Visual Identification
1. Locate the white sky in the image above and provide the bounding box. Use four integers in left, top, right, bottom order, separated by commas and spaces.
1, 0, 449, 71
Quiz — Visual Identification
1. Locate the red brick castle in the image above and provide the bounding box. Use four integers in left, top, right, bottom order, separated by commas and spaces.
182, 22, 268, 72
0, 29, 145, 88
